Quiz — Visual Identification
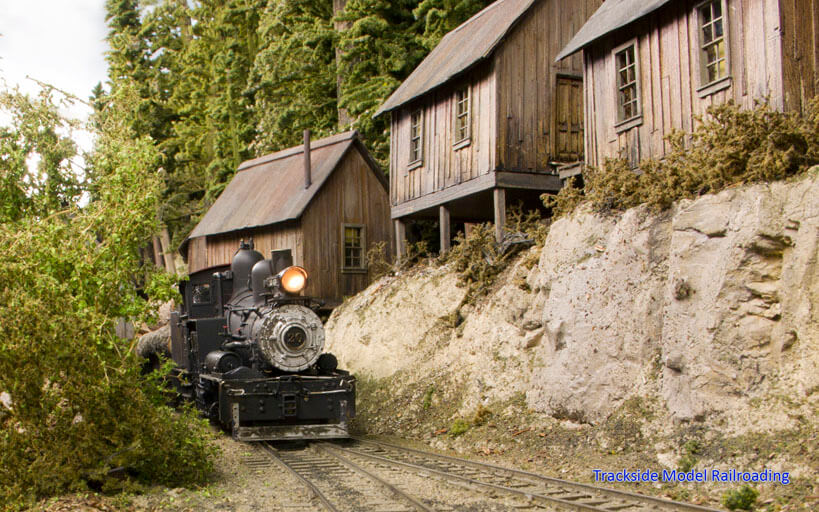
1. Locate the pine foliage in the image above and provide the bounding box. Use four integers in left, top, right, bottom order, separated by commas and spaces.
99, 0, 495, 246
251, 0, 338, 152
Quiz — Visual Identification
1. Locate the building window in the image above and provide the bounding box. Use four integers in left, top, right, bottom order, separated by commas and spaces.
615, 42, 640, 124
454, 87, 470, 144
698, 0, 728, 86
342, 224, 366, 271
409, 109, 423, 164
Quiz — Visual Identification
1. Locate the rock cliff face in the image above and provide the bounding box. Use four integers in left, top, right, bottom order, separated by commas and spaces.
326, 172, 818, 433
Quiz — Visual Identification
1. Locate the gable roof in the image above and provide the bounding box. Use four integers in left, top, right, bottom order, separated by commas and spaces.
182, 131, 386, 249
555, 0, 673, 61
375, 0, 537, 116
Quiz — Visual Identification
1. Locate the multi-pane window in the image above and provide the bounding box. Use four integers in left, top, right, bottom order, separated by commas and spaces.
699, 0, 727, 85
343, 225, 364, 270
615, 43, 640, 122
410, 109, 423, 163
454, 87, 470, 143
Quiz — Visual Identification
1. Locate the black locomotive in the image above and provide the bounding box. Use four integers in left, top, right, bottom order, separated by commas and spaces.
167, 240, 355, 441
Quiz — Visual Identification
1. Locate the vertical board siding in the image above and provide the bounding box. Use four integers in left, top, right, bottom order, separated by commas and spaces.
187, 149, 390, 305
584, 0, 793, 167
389, 0, 601, 212
390, 63, 496, 206
780, 0, 819, 112
495, 0, 602, 171
300, 148, 391, 302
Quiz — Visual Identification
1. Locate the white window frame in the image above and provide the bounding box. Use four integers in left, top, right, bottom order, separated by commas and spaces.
696, 0, 731, 96
613, 39, 642, 132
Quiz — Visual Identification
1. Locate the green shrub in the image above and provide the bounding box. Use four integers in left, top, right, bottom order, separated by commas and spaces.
443, 224, 509, 302
449, 419, 470, 437
546, 99, 819, 217
722, 485, 759, 510
422, 386, 435, 410
0, 85, 215, 510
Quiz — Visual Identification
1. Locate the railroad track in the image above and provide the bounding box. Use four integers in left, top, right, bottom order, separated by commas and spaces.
253, 439, 724, 512
327, 438, 725, 512
260, 442, 435, 512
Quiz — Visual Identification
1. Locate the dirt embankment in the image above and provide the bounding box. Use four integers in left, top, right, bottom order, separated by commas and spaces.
325, 171, 819, 509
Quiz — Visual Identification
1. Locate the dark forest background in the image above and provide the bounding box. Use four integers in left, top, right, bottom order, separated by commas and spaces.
100, 0, 493, 248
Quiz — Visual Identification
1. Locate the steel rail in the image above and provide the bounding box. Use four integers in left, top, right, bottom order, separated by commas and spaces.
314, 442, 433, 512
260, 443, 339, 512
325, 442, 608, 512
349, 438, 725, 512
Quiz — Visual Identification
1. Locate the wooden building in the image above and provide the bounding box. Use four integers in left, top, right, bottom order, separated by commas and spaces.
556, 0, 819, 167
180, 131, 390, 308
376, 0, 602, 255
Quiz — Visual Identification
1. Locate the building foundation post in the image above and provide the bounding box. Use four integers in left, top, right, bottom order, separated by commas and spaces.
493, 188, 506, 242
439, 205, 451, 254
394, 218, 407, 260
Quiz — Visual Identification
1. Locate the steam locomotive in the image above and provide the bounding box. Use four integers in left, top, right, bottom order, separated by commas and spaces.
167, 240, 355, 441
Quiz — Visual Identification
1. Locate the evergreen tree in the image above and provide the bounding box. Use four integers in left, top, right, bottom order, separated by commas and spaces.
98, 0, 498, 244
251, 0, 338, 154
414, 0, 493, 50
335, 0, 426, 165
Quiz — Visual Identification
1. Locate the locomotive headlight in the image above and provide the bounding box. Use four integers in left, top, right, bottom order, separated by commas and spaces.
279, 266, 308, 294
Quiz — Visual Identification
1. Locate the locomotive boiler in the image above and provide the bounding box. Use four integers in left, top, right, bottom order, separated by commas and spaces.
168, 240, 355, 441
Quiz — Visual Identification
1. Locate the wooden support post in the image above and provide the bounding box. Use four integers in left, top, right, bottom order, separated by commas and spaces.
439, 205, 451, 254
394, 219, 407, 260
151, 236, 164, 269
493, 188, 506, 242
159, 228, 177, 275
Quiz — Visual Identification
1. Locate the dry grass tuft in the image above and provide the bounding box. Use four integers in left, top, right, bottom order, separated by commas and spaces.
545, 99, 819, 217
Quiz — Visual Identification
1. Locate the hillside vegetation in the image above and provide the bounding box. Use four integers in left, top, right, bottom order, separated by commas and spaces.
0, 86, 214, 511
549, 99, 819, 217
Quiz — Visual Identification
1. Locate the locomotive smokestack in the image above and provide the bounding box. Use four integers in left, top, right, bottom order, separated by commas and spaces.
303, 130, 312, 189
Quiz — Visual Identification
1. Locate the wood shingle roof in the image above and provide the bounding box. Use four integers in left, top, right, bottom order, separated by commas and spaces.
555, 0, 673, 60
375, 0, 537, 116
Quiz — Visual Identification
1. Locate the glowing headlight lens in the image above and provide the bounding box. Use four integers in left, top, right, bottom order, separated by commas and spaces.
279, 266, 308, 294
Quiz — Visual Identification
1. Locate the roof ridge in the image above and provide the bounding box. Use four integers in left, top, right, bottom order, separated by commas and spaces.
238, 130, 358, 171
443, 0, 509, 38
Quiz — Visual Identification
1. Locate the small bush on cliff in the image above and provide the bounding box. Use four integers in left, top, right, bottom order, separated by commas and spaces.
442, 205, 547, 304
444, 224, 509, 302
546, 99, 819, 217
722, 485, 759, 510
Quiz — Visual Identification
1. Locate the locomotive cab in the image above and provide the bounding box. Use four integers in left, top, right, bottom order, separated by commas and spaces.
169, 240, 355, 441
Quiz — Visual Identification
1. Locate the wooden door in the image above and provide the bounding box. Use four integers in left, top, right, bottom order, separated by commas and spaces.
554, 76, 584, 162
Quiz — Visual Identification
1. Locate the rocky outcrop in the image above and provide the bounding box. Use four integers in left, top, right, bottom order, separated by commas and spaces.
325, 171, 819, 432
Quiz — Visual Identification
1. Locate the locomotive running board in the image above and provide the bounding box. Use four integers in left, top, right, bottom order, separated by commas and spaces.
230, 402, 350, 442
231, 424, 350, 442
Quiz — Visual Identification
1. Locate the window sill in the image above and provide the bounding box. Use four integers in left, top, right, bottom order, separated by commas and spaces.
697, 76, 732, 98
614, 115, 643, 134
453, 138, 471, 151
407, 160, 423, 172
341, 268, 368, 275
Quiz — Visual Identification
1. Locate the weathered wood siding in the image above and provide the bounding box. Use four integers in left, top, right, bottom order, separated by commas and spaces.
301, 147, 391, 302
186, 148, 390, 303
187, 224, 304, 274
494, 0, 602, 171
389, 0, 602, 210
583, 0, 786, 167
389, 63, 497, 207
779, 0, 819, 112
